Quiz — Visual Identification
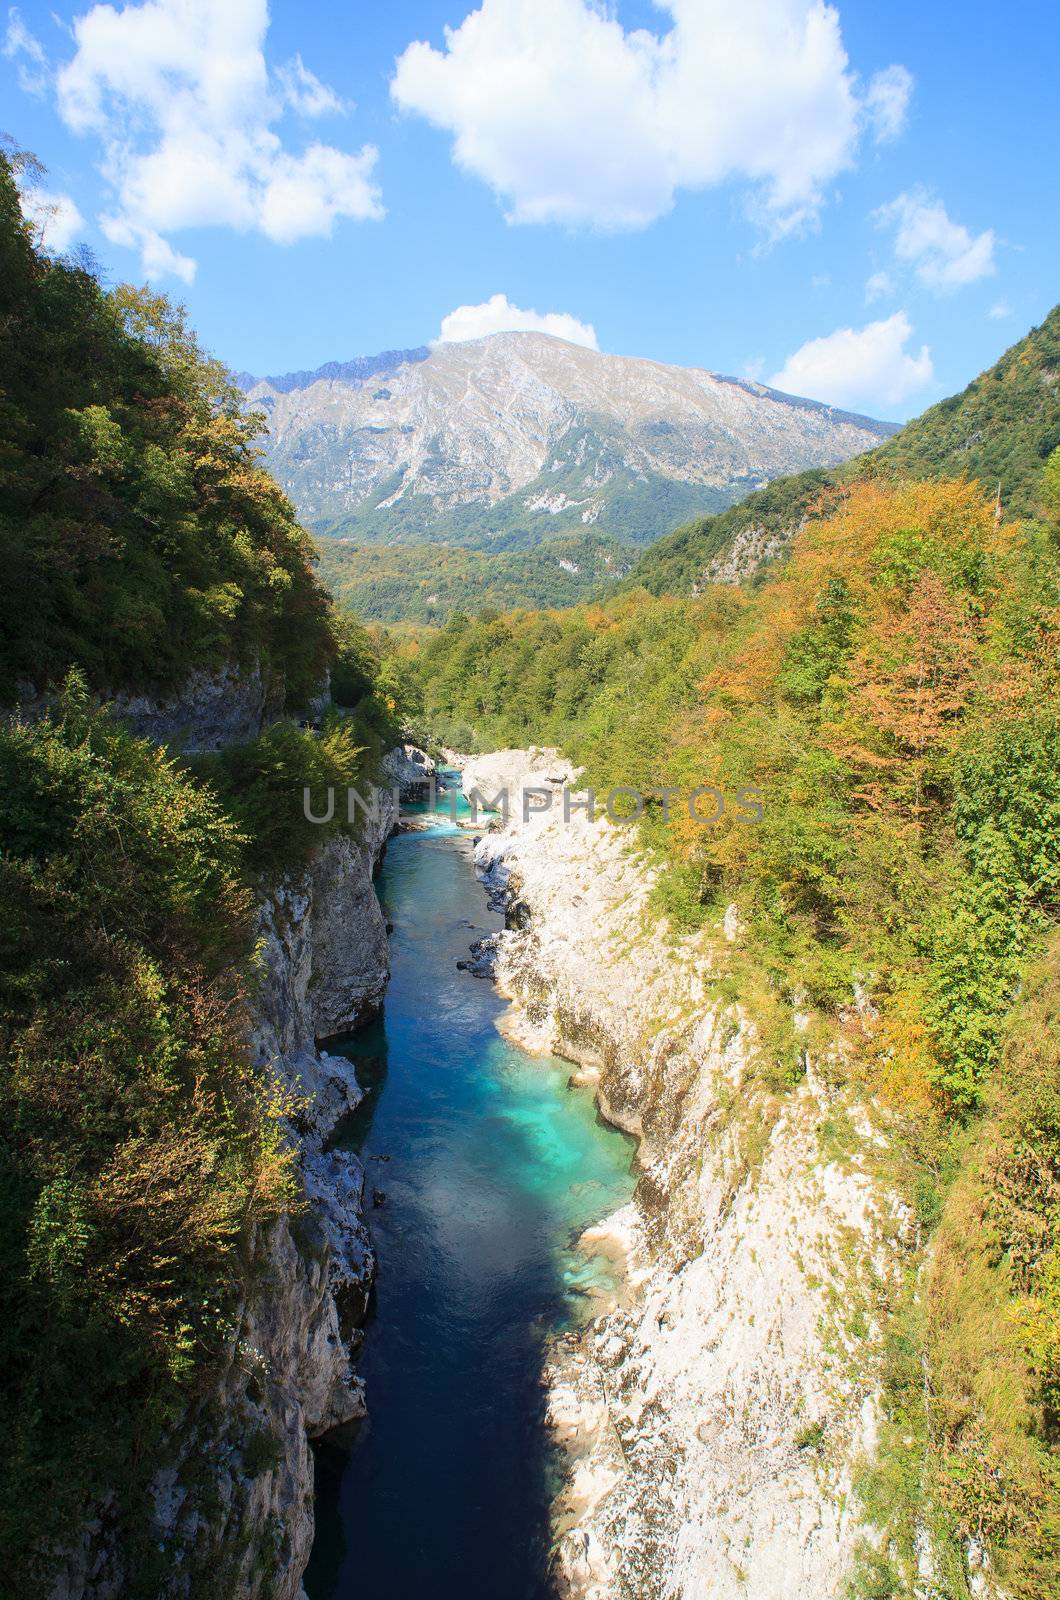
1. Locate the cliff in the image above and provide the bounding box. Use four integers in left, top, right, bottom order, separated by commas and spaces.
50, 788, 396, 1600
11, 657, 287, 753
463, 751, 902, 1600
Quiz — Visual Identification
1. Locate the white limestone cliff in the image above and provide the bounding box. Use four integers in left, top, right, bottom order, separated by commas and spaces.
464, 750, 901, 1600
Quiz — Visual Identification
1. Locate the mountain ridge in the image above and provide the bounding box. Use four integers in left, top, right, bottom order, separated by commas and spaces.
242, 331, 896, 557
244, 333, 893, 435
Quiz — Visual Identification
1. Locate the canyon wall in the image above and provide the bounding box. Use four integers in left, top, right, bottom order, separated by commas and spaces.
463, 751, 901, 1600
12, 656, 289, 752
50, 781, 398, 1600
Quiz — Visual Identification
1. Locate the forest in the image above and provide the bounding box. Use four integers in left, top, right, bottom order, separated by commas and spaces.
315, 529, 633, 623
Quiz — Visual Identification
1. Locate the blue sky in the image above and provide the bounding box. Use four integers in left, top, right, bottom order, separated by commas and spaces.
2, 0, 1056, 420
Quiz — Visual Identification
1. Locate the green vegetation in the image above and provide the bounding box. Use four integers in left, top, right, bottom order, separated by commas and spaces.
630, 307, 1060, 598
0, 152, 407, 1592
193, 626, 402, 875
852, 944, 1060, 1598
400, 456, 1060, 1592
315, 530, 633, 623
0, 680, 296, 1591
628, 469, 837, 597
866, 306, 1060, 514
0, 149, 332, 706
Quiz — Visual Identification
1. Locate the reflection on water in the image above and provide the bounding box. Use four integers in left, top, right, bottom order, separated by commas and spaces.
303, 803, 635, 1600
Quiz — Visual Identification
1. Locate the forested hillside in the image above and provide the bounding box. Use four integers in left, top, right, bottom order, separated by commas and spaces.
630, 308, 1060, 597
400, 453, 1060, 1596
316, 529, 634, 623
0, 153, 332, 706
0, 150, 401, 1593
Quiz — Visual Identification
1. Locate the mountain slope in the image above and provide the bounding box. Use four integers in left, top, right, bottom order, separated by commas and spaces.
315, 529, 633, 624
630, 306, 1060, 596
0, 157, 333, 707
243, 332, 894, 551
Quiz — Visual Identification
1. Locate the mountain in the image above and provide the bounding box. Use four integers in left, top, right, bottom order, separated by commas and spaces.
630, 306, 1060, 597
242, 332, 895, 555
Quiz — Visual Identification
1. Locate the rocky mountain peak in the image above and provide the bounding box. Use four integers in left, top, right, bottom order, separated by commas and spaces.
243, 331, 896, 548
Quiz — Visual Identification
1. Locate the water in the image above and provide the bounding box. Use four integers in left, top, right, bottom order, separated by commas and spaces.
303, 795, 636, 1600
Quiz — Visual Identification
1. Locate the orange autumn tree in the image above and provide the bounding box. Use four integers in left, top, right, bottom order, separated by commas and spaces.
829, 566, 979, 823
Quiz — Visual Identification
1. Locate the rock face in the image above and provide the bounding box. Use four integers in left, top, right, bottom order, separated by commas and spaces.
381, 741, 436, 800
257, 823, 394, 1048
111, 658, 287, 751
12, 657, 286, 752
465, 752, 899, 1600
698, 519, 797, 587
243, 332, 895, 547
49, 799, 396, 1600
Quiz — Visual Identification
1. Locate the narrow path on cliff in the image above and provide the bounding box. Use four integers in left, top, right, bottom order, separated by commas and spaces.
303, 792, 636, 1600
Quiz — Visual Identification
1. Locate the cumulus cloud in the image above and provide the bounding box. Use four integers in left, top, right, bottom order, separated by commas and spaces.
863, 63, 912, 143
768, 311, 933, 412
392, 0, 912, 235
437, 293, 598, 348
19, 186, 85, 251
989, 301, 1013, 320
875, 188, 995, 291
51, 0, 381, 281
3, 6, 48, 96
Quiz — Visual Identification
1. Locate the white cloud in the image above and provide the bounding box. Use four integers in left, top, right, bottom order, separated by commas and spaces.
392, 0, 911, 236
278, 53, 347, 118
768, 310, 933, 412
101, 212, 195, 282
3, 6, 49, 96
19, 185, 84, 251
52, 0, 381, 281
989, 301, 1012, 320
864, 63, 912, 143
865, 268, 894, 302
437, 293, 598, 348
875, 188, 995, 291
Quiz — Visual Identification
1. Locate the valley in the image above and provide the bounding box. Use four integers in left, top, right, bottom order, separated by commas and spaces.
2, 133, 1060, 1600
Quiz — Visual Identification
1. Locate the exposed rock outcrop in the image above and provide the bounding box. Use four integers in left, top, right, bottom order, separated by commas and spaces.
12, 657, 285, 752
697, 519, 797, 586
465, 752, 899, 1600
381, 742, 436, 800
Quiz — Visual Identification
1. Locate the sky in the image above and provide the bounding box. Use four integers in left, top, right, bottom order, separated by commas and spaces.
2, 0, 1057, 421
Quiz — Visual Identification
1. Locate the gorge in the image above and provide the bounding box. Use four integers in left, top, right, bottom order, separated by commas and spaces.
303, 788, 635, 1600
3, 137, 1060, 1600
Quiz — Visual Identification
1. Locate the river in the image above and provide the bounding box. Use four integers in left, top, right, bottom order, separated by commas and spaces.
303, 796, 635, 1600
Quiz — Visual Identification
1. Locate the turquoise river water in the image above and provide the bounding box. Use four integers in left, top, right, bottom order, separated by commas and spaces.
303, 797, 636, 1600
